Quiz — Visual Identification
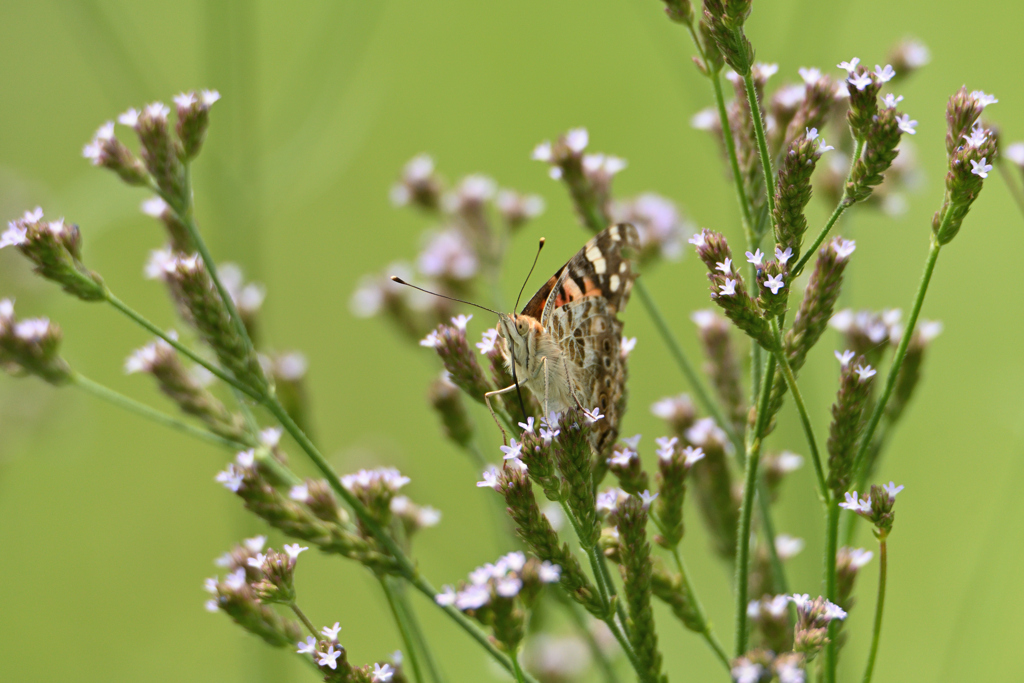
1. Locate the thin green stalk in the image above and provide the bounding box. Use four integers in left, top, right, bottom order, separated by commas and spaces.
670, 546, 730, 668
593, 546, 632, 640
634, 281, 741, 454
734, 351, 776, 656
380, 576, 424, 683
288, 602, 319, 639
102, 289, 260, 400
741, 70, 777, 224
562, 598, 622, 683
755, 483, 789, 596
823, 500, 840, 683
853, 240, 942, 479
510, 651, 528, 683
793, 138, 866, 277
769, 320, 828, 502
72, 372, 248, 450
997, 160, 1024, 221
861, 539, 888, 683
395, 584, 446, 683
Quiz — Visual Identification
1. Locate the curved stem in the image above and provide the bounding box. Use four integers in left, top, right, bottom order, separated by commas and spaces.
755, 483, 789, 597
853, 240, 942, 479
734, 351, 776, 656
380, 576, 424, 683
71, 373, 248, 450
288, 602, 319, 639
103, 289, 260, 400
823, 500, 840, 683
561, 597, 622, 683
792, 138, 865, 277
510, 652, 528, 683
861, 539, 888, 683
670, 546, 730, 668
769, 320, 829, 503
397, 585, 446, 683
741, 70, 776, 226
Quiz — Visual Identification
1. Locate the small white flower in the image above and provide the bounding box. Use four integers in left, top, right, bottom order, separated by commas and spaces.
419, 330, 442, 348
883, 481, 905, 498
970, 157, 993, 179
455, 584, 491, 610
297, 636, 317, 654
565, 128, 589, 153
519, 417, 536, 434
745, 249, 764, 266
824, 600, 848, 621
0, 223, 28, 249
731, 661, 764, 683
476, 328, 499, 354
451, 314, 473, 330
496, 576, 523, 597
963, 125, 988, 148
817, 137, 834, 154
289, 484, 310, 502
246, 553, 267, 569
655, 435, 678, 453
173, 92, 197, 108
284, 544, 308, 559
436, 585, 457, 606
839, 491, 871, 513
321, 622, 343, 640
798, 67, 822, 84
874, 64, 896, 82
835, 349, 855, 366
715, 257, 733, 274
258, 427, 282, 449
832, 238, 856, 260
1005, 142, 1024, 167
477, 466, 500, 489
848, 71, 873, 91
539, 561, 562, 583
688, 230, 707, 248
638, 490, 658, 509
609, 449, 635, 467
532, 141, 553, 162
896, 114, 918, 135
215, 465, 245, 492
690, 107, 719, 130
225, 568, 247, 591
144, 101, 170, 120
763, 273, 785, 295
690, 309, 718, 330
847, 547, 874, 568
203, 577, 219, 594
317, 645, 342, 670
118, 108, 140, 127
500, 438, 523, 460
204, 598, 220, 612
775, 247, 793, 264
372, 663, 395, 682
621, 434, 642, 449
882, 93, 904, 109
683, 446, 705, 466
585, 407, 605, 423
837, 58, 860, 73
417, 506, 442, 527
719, 278, 737, 296
855, 364, 877, 381
777, 661, 805, 683
789, 593, 811, 610
620, 336, 637, 358
774, 534, 805, 559
919, 320, 943, 341
970, 91, 998, 108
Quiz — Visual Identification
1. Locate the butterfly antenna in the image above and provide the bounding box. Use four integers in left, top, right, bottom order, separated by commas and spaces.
514, 237, 546, 311
390, 277, 501, 316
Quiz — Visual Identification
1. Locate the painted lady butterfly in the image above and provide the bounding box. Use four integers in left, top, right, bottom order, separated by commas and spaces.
488, 223, 640, 456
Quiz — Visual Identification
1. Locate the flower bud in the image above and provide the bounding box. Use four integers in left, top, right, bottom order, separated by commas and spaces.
0, 300, 72, 385
174, 89, 220, 160
1, 209, 105, 301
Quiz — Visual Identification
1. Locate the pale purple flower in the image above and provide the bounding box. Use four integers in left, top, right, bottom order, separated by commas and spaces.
420, 330, 441, 348
837, 58, 860, 73
621, 434, 642, 449
824, 601, 848, 621
215, 465, 245, 492
539, 561, 562, 583
118, 108, 140, 127
835, 349, 855, 367
832, 238, 856, 260
718, 278, 737, 296
874, 64, 896, 82
476, 328, 499, 354
778, 662, 805, 683
731, 661, 764, 683
289, 484, 309, 502
848, 71, 873, 91
585, 407, 605, 423
882, 93, 904, 109
764, 273, 785, 294
970, 91, 998, 108
456, 585, 491, 610
798, 67, 822, 84
500, 438, 523, 460
284, 544, 308, 560
321, 622, 342, 640
683, 446, 705, 466
565, 128, 589, 153
817, 137, 835, 153
883, 481, 904, 499
688, 229, 707, 248
620, 336, 637, 358
418, 229, 478, 280
496, 576, 523, 598
896, 114, 918, 135
970, 157, 993, 178
477, 466, 500, 489
839, 491, 871, 513
775, 246, 793, 264
690, 107, 719, 130
435, 586, 457, 606
715, 257, 733, 274
451, 314, 473, 330
225, 568, 247, 591
847, 548, 874, 568
296, 636, 317, 654
638, 490, 658, 509
246, 553, 267, 569
317, 645, 342, 670
372, 663, 395, 682
855, 364, 877, 381
774, 534, 805, 559
532, 141, 553, 162
609, 449, 635, 467
0, 223, 28, 249
519, 417, 536, 434
745, 249, 764, 266
963, 125, 988, 148
691, 309, 717, 329
1005, 142, 1024, 167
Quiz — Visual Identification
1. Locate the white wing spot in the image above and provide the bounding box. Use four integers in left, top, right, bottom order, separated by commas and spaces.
609, 274, 620, 292
619, 261, 628, 273
585, 244, 607, 274
609, 226, 621, 241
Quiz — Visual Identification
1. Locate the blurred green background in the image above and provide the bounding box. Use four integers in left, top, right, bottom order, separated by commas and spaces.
1, 1, 1022, 681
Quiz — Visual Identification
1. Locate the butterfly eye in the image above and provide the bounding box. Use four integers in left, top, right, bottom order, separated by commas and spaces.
516, 321, 527, 335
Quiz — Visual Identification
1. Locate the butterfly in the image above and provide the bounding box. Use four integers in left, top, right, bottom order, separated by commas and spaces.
488, 223, 640, 456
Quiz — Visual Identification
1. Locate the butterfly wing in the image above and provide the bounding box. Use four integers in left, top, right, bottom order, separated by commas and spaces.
537, 223, 640, 455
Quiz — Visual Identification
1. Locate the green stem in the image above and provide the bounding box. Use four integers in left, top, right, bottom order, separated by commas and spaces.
755, 482, 789, 596
733, 351, 776, 656
852, 240, 942, 479
792, 138, 865, 277
510, 650, 528, 683
396, 584, 446, 683
103, 289, 260, 400
562, 598, 622, 683
769, 320, 829, 503
288, 602, 319, 639
634, 281, 742, 454
823, 500, 840, 683
741, 69, 777, 225
380, 576, 424, 683
71, 373, 248, 450
861, 539, 888, 683
670, 546, 730, 668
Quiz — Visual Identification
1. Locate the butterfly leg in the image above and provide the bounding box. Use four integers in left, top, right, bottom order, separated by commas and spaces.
484, 384, 517, 446
560, 356, 590, 417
